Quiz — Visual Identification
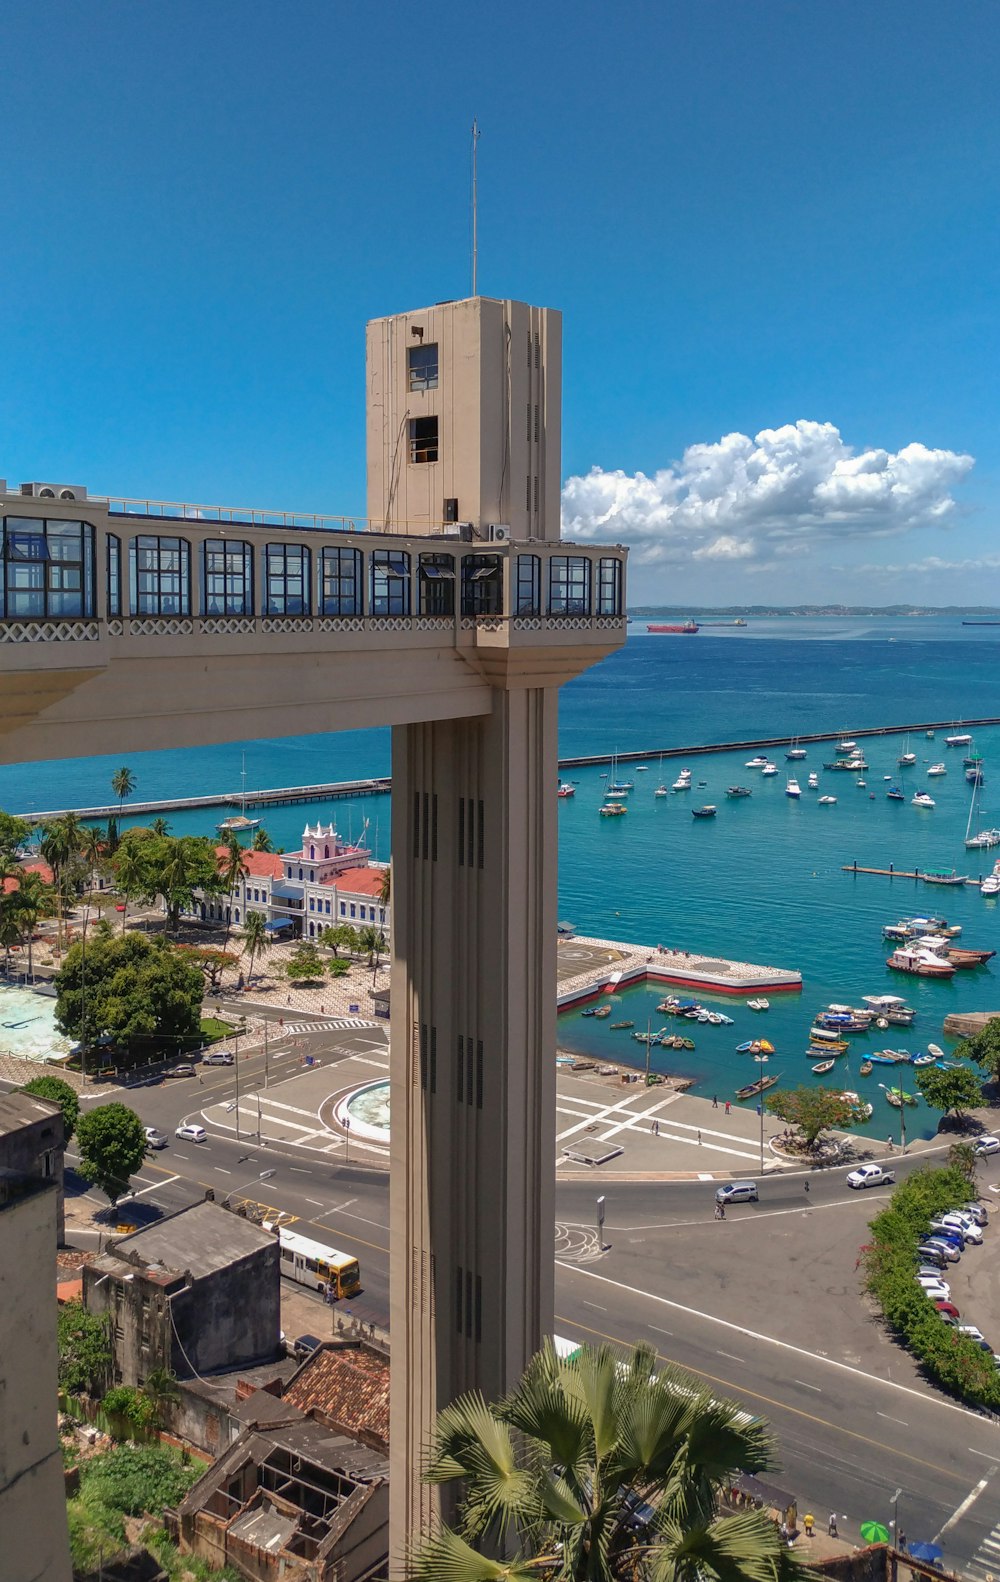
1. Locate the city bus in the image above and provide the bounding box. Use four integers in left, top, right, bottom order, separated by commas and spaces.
276, 1227, 362, 1300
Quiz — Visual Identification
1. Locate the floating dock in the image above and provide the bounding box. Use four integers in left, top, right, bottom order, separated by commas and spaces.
841, 863, 983, 887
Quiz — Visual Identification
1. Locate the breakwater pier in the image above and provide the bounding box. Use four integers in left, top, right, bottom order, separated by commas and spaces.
21, 777, 392, 823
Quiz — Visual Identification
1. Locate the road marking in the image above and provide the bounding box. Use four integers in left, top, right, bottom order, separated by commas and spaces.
967, 1448, 1000, 1460
582, 1300, 606, 1311
555, 1311, 975, 1485
331, 1206, 388, 1229
556, 1262, 992, 1423
794, 1379, 822, 1392
876, 1411, 908, 1426
718, 1351, 744, 1363
290, 1166, 311, 1173
647, 1324, 673, 1336
174, 1153, 190, 1160
934, 1476, 991, 1540
214, 1167, 232, 1175
126, 1174, 179, 1199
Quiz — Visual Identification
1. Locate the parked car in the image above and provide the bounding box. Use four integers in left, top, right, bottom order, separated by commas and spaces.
175, 1123, 207, 1143
921, 1237, 960, 1262
916, 1245, 948, 1268
715, 1181, 759, 1205
927, 1223, 967, 1250
961, 1202, 988, 1225
918, 1264, 947, 1279
846, 1163, 896, 1189
934, 1299, 960, 1319
957, 1325, 989, 1346
292, 1333, 322, 1362
144, 1127, 168, 1150
202, 1050, 234, 1065
973, 1135, 1000, 1156
916, 1276, 951, 1299
164, 1063, 196, 1078
934, 1214, 982, 1244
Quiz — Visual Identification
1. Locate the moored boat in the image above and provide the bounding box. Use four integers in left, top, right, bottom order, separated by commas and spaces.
692, 805, 717, 818
859, 1059, 874, 1076
599, 801, 628, 817
647, 620, 700, 634
557, 782, 576, 798
736, 1074, 780, 1101
812, 1059, 835, 1075
817, 795, 838, 805
885, 1089, 918, 1107
946, 731, 972, 746
927, 763, 946, 777
593, 1004, 612, 1018
786, 777, 801, 798
610, 1020, 634, 1030
911, 790, 935, 808
726, 785, 753, 798
886, 946, 955, 977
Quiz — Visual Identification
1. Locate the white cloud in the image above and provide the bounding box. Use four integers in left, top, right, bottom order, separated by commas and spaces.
848, 554, 1000, 577
562, 421, 974, 566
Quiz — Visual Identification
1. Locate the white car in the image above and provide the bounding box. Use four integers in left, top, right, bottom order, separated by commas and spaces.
144, 1126, 168, 1150
847, 1163, 896, 1189
957, 1324, 988, 1345
973, 1136, 1000, 1156
962, 1202, 988, 1225
937, 1213, 983, 1243
916, 1275, 950, 1299
175, 1123, 207, 1143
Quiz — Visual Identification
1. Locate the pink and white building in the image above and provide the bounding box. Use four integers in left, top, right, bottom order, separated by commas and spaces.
198, 822, 389, 939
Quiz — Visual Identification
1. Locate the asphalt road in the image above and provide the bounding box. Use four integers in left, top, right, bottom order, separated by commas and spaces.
23, 1026, 1000, 1578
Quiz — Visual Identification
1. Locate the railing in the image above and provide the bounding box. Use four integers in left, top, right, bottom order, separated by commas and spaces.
105, 497, 451, 538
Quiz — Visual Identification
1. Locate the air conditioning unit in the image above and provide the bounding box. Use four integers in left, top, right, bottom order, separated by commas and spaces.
20, 481, 88, 501
487, 523, 511, 543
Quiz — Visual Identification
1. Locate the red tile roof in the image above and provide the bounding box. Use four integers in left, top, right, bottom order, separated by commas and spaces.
328, 866, 385, 899
285, 1344, 390, 1451
214, 846, 284, 880
3, 859, 54, 894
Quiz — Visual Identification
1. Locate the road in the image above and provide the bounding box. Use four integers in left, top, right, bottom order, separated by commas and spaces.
24, 1023, 1000, 1578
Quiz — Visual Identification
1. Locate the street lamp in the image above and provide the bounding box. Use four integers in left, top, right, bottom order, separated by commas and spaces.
753, 1053, 769, 1172
223, 1167, 276, 1211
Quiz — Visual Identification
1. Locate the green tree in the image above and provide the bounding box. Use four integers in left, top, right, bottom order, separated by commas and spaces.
110, 766, 136, 835
57, 1300, 112, 1396
251, 826, 274, 852
110, 834, 148, 932
80, 825, 106, 884
149, 816, 170, 836
112, 827, 224, 933
75, 1102, 147, 1206
358, 922, 385, 969
915, 1063, 984, 1119
140, 1367, 181, 1427
241, 910, 271, 982
764, 1084, 863, 1146
40, 812, 85, 948
377, 863, 391, 908
82, 1444, 200, 1515
0, 809, 31, 864
55, 931, 204, 1049
6, 867, 54, 978
285, 942, 325, 984
412, 1340, 808, 1582
323, 921, 359, 958
948, 1141, 979, 1185
218, 832, 247, 955
957, 1019, 1000, 1082
19, 1073, 80, 1141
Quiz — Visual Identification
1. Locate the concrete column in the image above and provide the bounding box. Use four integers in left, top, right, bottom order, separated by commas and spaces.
388, 684, 558, 1570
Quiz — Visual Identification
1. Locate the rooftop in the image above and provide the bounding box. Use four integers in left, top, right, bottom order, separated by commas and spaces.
320, 865, 385, 897
285, 1342, 390, 1449
102, 1200, 277, 1281
0, 1088, 62, 1138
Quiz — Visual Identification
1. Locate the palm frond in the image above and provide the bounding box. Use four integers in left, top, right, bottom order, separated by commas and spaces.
407, 1527, 545, 1582
427, 1391, 542, 1543
648, 1509, 814, 1582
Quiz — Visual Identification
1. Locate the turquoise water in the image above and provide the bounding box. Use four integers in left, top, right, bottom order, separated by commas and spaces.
4, 614, 1000, 1132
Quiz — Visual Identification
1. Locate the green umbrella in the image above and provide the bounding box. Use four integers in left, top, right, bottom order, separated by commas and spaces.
861, 1522, 890, 1545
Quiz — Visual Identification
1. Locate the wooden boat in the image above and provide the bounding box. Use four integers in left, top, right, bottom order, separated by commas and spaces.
927, 1042, 945, 1060
581, 1007, 597, 1017
886, 947, 955, 977
870, 1051, 907, 1064
885, 1089, 917, 1107
610, 1020, 634, 1030
747, 997, 770, 1011
736, 1074, 780, 1101
599, 800, 628, 817
593, 1004, 612, 1018
812, 1059, 835, 1075
859, 1059, 874, 1076
912, 1054, 936, 1067
809, 1028, 850, 1048
944, 946, 996, 968
692, 805, 717, 819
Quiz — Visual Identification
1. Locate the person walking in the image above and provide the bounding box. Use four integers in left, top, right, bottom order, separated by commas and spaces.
886, 1136, 894, 1151
712, 1094, 719, 1108
725, 1099, 731, 1115
697, 1129, 702, 1145
828, 1514, 838, 1538
804, 1179, 810, 1195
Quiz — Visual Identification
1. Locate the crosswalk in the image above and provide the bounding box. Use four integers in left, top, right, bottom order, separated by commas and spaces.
963, 1519, 1000, 1582
270, 1017, 380, 1035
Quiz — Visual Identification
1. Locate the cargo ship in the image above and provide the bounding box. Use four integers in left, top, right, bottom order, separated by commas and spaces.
647, 619, 700, 634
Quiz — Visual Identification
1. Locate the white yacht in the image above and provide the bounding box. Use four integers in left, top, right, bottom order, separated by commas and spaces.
807, 771, 819, 788
672, 768, 692, 791
946, 732, 973, 746
817, 794, 837, 805
745, 755, 769, 768
912, 790, 935, 808
927, 763, 947, 777
761, 761, 778, 776
785, 777, 801, 798
654, 783, 669, 798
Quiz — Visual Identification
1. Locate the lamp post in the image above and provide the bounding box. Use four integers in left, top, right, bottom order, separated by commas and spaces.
753, 1053, 769, 1172
222, 1166, 275, 1211
890, 1488, 902, 1551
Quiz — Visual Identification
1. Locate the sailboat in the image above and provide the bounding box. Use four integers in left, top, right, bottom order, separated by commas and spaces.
897, 733, 916, 767
605, 748, 633, 796
218, 755, 261, 832
785, 738, 807, 760
963, 770, 998, 849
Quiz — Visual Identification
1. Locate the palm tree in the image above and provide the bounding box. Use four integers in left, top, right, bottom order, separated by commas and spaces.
358, 922, 385, 970
412, 1341, 807, 1582
111, 839, 148, 934
149, 816, 171, 837
378, 863, 391, 908
80, 826, 106, 891
141, 1367, 180, 1427
9, 869, 54, 980
218, 833, 247, 957
39, 813, 84, 950
241, 909, 271, 984
110, 766, 136, 834
251, 826, 274, 852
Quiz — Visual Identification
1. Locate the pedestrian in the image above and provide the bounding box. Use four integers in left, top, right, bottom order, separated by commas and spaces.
828, 1514, 837, 1538
898, 1531, 907, 1553
803, 1514, 814, 1540
712, 1094, 718, 1109
697, 1129, 702, 1145
804, 1179, 810, 1194
886, 1136, 894, 1151
725, 1100, 731, 1115
780, 1521, 788, 1543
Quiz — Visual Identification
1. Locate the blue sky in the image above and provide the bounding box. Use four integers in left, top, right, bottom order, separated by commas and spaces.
3, 0, 998, 603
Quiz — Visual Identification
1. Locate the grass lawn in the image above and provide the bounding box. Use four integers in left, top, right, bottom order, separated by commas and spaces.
199, 1016, 236, 1043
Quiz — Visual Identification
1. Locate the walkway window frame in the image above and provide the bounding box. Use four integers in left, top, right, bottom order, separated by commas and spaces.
460, 554, 502, 618
265, 542, 311, 617
201, 538, 255, 617
548, 555, 592, 617
515, 554, 541, 616
129, 534, 191, 618
320, 544, 363, 616
107, 533, 122, 617
418, 552, 456, 617
1, 517, 96, 621
596, 556, 622, 617
370, 550, 411, 617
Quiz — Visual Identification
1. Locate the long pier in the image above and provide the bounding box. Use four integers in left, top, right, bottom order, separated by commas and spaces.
16, 716, 1000, 821
841, 863, 984, 887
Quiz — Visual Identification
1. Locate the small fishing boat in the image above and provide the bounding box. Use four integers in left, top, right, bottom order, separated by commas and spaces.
886, 946, 955, 977
654, 784, 669, 798
812, 1059, 835, 1075
736, 1039, 766, 1054
760, 762, 778, 776
856, 778, 867, 787
859, 1060, 874, 1076
557, 782, 576, 798
581, 1007, 597, 1017
678, 1036, 696, 1050
927, 763, 946, 777
937, 1058, 964, 1071
817, 794, 837, 805
912, 1054, 936, 1067
610, 1020, 634, 1030
885, 1089, 917, 1107
736, 1074, 780, 1101
786, 778, 801, 798
599, 801, 628, 817
911, 790, 935, 808
635, 765, 649, 772
886, 786, 905, 801
726, 785, 753, 798
747, 997, 770, 1011
593, 1004, 612, 1018
869, 1052, 906, 1065
927, 1042, 945, 1060
692, 805, 717, 818
922, 869, 968, 886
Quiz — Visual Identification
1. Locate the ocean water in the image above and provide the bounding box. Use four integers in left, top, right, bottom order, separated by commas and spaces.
4, 614, 1000, 1136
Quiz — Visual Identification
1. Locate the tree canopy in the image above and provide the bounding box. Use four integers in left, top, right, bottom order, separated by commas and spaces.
957, 1018, 1000, 1081
915, 1062, 984, 1118
111, 826, 225, 930
285, 942, 325, 984
412, 1339, 809, 1582
57, 1299, 112, 1396
764, 1084, 867, 1145
19, 1073, 80, 1142
54, 931, 204, 1049
0, 808, 31, 863
75, 1102, 148, 1205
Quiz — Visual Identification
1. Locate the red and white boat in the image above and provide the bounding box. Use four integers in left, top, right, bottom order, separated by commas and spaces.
885, 946, 956, 978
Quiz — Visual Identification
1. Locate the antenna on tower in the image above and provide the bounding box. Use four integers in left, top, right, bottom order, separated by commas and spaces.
471, 117, 480, 297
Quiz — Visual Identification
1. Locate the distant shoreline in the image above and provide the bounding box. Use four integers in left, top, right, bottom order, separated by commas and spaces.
630, 606, 1000, 618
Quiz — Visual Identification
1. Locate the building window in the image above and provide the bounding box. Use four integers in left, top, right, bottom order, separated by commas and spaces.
597, 557, 623, 617
408, 342, 438, 391
515, 555, 540, 616
320, 545, 363, 616
461, 555, 502, 618
370, 550, 411, 617
202, 539, 254, 616
409, 416, 438, 464
418, 553, 455, 617
265, 543, 310, 615
107, 533, 121, 617
309, 898, 314, 911
549, 555, 592, 616
325, 900, 331, 913
129, 534, 190, 617
340, 902, 346, 915
350, 903, 356, 918
1, 518, 95, 620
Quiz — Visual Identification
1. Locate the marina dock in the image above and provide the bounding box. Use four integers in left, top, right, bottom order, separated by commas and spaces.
20, 777, 392, 823
841, 862, 984, 886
